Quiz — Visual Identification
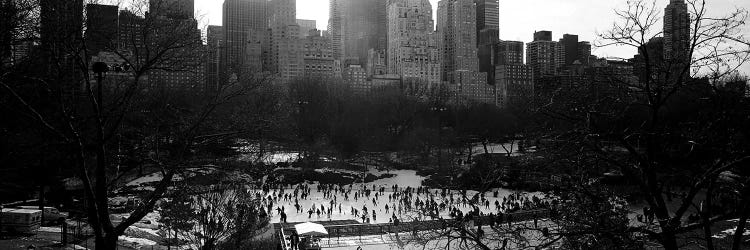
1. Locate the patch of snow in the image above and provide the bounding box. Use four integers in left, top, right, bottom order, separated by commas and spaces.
39, 226, 62, 233
238, 152, 300, 164
118, 236, 157, 246
314, 168, 362, 175
126, 173, 162, 187
712, 226, 750, 239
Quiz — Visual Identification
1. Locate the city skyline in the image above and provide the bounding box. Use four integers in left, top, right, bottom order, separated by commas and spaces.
192, 0, 750, 61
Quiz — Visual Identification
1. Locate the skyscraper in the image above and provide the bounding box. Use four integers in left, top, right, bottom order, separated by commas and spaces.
387, 0, 442, 86
527, 31, 562, 78
268, 0, 303, 83
475, 0, 499, 86
437, 0, 484, 85
494, 40, 533, 108
206, 25, 223, 91
303, 29, 335, 78
40, 0, 83, 92
578, 41, 592, 66
146, 0, 203, 91
533, 30, 552, 42
85, 4, 118, 55
495, 40, 524, 65
474, 0, 499, 46
118, 10, 145, 52
328, 0, 343, 59
329, 0, 387, 66
296, 19, 317, 38
222, 0, 269, 76
664, 0, 690, 64
559, 34, 578, 65
150, 0, 194, 19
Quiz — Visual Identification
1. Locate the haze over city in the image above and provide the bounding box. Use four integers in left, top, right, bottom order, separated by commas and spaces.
190, 0, 750, 60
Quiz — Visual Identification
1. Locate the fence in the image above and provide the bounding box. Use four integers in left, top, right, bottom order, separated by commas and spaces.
276, 209, 551, 248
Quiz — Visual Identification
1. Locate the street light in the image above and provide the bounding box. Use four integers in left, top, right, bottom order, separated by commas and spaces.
92, 62, 109, 109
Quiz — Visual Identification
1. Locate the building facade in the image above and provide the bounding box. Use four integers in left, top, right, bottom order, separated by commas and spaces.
664, 0, 690, 63
437, 0, 483, 85
329, 0, 388, 67
386, 0, 442, 87
474, 0, 499, 46
296, 19, 317, 38
222, 0, 269, 78
205, 25, 223, 91
527, 31, 562, 78
303, 30, 335, 78
495, 64, 533, 108
150, 0, 194, 19
85, 4, 119, 56
268, 0, 303, 83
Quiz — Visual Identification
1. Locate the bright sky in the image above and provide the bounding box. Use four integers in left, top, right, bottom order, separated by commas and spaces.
193, 0, 749, 65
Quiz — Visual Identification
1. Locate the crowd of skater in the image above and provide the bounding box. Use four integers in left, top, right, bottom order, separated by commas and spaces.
254, 182, 552, 225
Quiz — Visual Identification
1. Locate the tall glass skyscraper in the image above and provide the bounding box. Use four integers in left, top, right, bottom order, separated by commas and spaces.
221, 0, 269, 77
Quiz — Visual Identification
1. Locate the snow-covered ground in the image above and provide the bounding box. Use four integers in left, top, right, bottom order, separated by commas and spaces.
712, 219, 750, 239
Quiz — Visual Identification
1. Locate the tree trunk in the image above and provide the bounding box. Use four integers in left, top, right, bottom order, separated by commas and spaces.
95, 233, 119, 250
733, 200, 749, 250
702, 182, 715, 250
661, 230, 679, 250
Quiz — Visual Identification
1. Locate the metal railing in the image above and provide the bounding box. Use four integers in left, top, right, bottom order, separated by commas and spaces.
275, 209, 551, 248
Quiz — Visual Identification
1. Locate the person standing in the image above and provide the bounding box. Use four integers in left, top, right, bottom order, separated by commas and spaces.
290, 231, 300, 250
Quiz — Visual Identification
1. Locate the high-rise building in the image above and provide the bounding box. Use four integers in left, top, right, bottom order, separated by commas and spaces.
437, 0, 484, 85
475, 0, 499, 87
366, 49, 388, 77
268, 0, 303, 83
387, 0, 442, 87
578, 41, 592, 66
633, 37, 665, 83
496, 64, 533, 108
474, 0, 499, 46
118, 10, 145, 51
480, 40, 522, 85
492, 40, 533, 108
222, 0, 269, 77
146, 0, 204, 91
85, 4, 118, 56
495, 40, 524, 66
664, 0, 690, 63
297, 19, 317, 38
533, 30, 552, 42
150, 0, 194, 19
205, 25, 223, 91
343, 64, 368, 92
246, 29, 266, 74
328, 0, 343, 59
559, 34, 578, 65
303, 29, 335, 78
527, 31, 562, 78
329, 0, 388, 66
40, 0, 83, 91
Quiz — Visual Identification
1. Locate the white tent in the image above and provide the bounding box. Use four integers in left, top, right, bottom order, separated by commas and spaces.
295, 222, 328, 236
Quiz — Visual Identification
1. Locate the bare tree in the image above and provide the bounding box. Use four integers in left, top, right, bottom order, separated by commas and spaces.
0, 0, 270, 249
579, 0, 750, 249
160, 183, 269, 250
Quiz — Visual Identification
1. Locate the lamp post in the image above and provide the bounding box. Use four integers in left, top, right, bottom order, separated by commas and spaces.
92, 62, 109, 108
